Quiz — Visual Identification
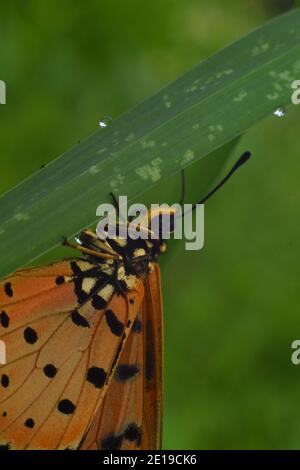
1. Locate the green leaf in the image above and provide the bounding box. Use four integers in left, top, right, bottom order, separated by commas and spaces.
1, 9, 300, 277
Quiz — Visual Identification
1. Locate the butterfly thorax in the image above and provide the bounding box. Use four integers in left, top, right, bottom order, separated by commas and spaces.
76, 229, 166, 279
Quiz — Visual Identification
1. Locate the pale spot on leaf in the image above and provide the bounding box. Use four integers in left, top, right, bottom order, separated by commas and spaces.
135, 158, 163, 182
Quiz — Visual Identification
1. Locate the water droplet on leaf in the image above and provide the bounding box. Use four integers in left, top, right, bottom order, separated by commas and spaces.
99, 116, 112, 128
273, 107, 286, 118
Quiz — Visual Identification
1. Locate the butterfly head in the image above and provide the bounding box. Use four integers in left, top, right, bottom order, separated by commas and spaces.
143, 207, 176, 241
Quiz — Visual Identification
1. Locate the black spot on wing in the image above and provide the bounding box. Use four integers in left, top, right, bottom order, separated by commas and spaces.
101, 433, 123, 450
57, 399, 76, 415
24, 418, 35, 429
101, 423, 142, 450
0, 311, 9, 328
87, 367, 107, 389
124, 423, 142, 446
105, 309, 124, 336
1, 375, 9, 388
92, 294, 107, 310
132, 317, 142, 333
71, 310, 90, 328
4, 282, 13, 298
24, 327, 38, 345
43, 364, 58, 378
115, 364, 139, 382
55, 276, 65, 285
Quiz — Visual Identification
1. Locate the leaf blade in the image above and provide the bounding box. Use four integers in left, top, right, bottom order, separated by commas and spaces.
1, 9, 300, 276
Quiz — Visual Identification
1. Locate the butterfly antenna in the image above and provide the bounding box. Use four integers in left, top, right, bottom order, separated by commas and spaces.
192, 150, 251, 209
179, 170, 186, 208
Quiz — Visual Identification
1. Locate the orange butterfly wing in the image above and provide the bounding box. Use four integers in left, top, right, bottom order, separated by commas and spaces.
80, 263, 163, 450
0, 259, 144, 450
140, 263, 163, 450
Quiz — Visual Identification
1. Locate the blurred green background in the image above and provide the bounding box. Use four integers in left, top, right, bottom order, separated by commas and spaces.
1, 0, 300, 450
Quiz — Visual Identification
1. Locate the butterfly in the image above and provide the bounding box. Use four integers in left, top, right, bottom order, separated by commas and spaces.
0, 151, 251, 450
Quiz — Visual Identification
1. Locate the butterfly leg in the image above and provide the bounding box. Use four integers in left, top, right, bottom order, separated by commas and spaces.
179, 169, 186, 209
62, 237, 116, 260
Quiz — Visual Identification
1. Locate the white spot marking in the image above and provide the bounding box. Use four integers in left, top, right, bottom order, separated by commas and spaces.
82, 277, 97, 295
100, 283, 114, 301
